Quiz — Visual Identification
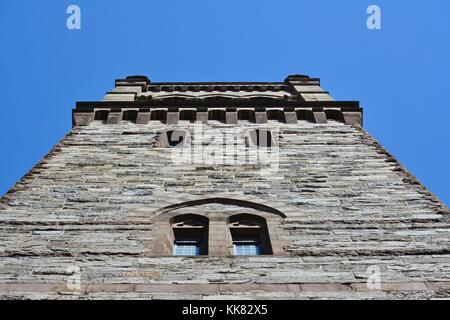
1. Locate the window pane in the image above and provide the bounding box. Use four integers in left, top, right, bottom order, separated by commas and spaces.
233, 240, 260, 256
173, 240, 201, 256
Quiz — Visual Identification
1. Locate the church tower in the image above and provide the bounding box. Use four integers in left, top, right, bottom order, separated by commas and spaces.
0, 74, 449, 299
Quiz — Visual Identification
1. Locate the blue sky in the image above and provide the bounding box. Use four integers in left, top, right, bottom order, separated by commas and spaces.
0, 0, 449, 205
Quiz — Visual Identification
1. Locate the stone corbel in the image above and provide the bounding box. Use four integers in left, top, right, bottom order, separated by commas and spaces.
255, 111, 268, 124
72, 112, 94, 127
342, 112, 362, 127
312, 111, 328, 124
283, 111, 298, 124
136, 110, 151, 124
225, 109, 238, 124
196, 108, 209, 124
166, 109, 180, 125
106, 111, 123, 124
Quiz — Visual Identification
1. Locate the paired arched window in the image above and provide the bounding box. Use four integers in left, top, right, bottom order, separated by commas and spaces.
151, 198, 288, 257
168, 213, 272, 256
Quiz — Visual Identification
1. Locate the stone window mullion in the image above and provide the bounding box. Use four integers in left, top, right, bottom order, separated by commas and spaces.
208, 217, 229, 256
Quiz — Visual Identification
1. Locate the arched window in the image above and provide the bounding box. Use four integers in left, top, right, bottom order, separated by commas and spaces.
171, 215, 208, 256
155, 130, 188, 148
228, 214, 273, 256
247, 129, 275, 148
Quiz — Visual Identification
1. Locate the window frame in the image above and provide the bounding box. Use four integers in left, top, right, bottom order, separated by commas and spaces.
171, 214, 209, 256
227, 214, 273, 256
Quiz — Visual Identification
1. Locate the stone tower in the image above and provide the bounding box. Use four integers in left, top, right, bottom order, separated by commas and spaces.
0, 74, 449, 299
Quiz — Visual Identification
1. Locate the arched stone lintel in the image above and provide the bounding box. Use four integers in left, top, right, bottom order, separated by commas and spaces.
152, 197, 287, 219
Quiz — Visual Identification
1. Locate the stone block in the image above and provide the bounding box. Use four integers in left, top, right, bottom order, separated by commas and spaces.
166, 112, 180, 125
313, 111, 327, 124
300, 283, 352, 292
284, 112, 298, 124
72, 112, 94, 126
342, 112, 362, 126
196, 112, 208, 124
106, 112, 123, 124
136, 112, 151, 124
255, 112, 268, 124
226, 111, 238, 124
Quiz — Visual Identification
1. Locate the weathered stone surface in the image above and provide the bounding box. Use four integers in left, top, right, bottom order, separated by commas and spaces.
284, 112, 297, 124
166, 112, 179, 125
136, 112, 150, 125
255, 112, 268, 124
106, 112, 122, 125
225, 111, 238, 124
72, 112, 94, 126
1, 114, 449, 299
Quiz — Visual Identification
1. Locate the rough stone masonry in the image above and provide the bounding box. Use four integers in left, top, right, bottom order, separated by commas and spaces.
0, 74, 449, 300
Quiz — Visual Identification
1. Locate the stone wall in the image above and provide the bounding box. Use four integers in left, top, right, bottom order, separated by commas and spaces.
0, 119, 449, 299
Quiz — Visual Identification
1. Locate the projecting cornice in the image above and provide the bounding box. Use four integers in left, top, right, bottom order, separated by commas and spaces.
72, 74, 363, 127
